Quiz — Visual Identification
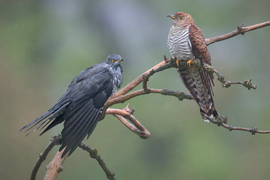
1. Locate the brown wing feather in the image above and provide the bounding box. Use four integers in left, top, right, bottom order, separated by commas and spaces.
188, 24, 218, 118
189, 24, 214, 91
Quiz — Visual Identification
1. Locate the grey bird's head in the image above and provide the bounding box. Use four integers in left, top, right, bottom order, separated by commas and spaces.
105, 54, 124, 67
105, 54, 124, 90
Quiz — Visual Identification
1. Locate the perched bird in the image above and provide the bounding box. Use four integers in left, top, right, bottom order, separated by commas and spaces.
167, 12, 218, 121
20, 54, 124, 157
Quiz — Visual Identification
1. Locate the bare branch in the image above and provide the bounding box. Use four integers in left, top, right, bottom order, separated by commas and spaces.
106, 108, 132, 117
103, 58, 179, 114
115, 61, 169, 96
160, 89, 193, 101
43, 148, 68, 180
102, 54, 259, 138
37, 135, 114, 180
105, 89, 192, 138
204, 115, 270, 135
203, 64, 257, 90
78, 143, 116, 180
107, 104, 151, 139
100, 60, 173, 120
107, 88, 192, 106
205, 21, 270, 46
31, 135, 61, 180
221, 124, 270, 135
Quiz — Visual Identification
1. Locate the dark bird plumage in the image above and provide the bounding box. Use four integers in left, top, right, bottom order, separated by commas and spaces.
20, 54, 124, 157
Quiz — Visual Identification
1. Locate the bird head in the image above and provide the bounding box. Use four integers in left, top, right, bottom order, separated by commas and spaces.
167, 12, 195, 28
105, 54, 124, 74
105, 54, 124, 66
105, 54, 124, 87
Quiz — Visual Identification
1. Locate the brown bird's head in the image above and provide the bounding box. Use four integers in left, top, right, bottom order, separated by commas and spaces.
167, 12, 195, 28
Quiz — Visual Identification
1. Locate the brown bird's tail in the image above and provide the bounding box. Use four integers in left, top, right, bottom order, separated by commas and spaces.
177, 66, 218, 121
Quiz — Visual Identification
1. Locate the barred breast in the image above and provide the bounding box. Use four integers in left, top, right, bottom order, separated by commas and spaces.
167, 25, 194, 61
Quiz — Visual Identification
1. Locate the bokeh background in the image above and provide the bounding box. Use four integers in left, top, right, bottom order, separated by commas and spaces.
1, 0, 270, 179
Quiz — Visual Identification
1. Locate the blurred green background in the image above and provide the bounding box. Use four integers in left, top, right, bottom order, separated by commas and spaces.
1, 0, 270, 179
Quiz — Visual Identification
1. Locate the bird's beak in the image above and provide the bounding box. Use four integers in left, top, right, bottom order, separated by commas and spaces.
117, 59, 124, 62
167, 15, 175, 19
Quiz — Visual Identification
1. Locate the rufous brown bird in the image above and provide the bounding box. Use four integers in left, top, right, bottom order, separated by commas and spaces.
167, 12, 219, 121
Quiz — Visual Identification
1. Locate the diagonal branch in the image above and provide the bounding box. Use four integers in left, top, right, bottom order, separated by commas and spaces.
205, 21, 270, 46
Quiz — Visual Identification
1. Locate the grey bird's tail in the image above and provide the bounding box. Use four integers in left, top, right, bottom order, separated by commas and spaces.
19, 95, 70, 136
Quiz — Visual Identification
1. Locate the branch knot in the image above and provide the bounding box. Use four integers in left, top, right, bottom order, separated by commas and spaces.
249, 127, 258, 135
237, 23, 246, 35
243, 79, 257, 90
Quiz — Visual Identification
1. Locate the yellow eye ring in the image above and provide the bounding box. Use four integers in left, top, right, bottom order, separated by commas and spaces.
110, 59, 114, 63
179, 17, 184, 20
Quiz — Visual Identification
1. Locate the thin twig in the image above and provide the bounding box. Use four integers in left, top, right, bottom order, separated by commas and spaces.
203, 64, 257, 90
114, 114, 151, 139
221, 124, 270, 135
107, 104, 151, 139
204, 115, 270, 135
78, 143, 116, 180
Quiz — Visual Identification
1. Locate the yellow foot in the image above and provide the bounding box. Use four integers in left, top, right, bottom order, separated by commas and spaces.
176, 59, 180, 67
187, 60, 194, 66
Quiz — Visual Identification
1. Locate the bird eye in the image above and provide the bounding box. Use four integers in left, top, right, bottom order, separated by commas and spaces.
179, 16, 184, 20
110, 59, 114, 63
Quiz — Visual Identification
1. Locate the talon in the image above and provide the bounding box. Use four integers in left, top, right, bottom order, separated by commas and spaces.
176, 59, 180, 67
187, 60, 194, 66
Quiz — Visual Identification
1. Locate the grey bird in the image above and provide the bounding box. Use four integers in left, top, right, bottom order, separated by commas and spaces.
20, 54, 124, 157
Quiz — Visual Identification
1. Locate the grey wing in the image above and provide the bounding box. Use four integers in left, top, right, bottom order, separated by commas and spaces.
59, 68, 114, 157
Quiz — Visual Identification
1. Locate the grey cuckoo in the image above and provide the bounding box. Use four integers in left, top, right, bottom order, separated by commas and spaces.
20, 54, 124, 157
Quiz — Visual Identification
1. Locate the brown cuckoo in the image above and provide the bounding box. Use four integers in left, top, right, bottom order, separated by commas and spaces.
167, 12, 218, 121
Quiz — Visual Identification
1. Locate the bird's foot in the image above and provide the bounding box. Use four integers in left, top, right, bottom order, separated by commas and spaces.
176, 59, 180, 67
217, 114, 228, 124
202, 114, 228, 125
187, 60, 194, 67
